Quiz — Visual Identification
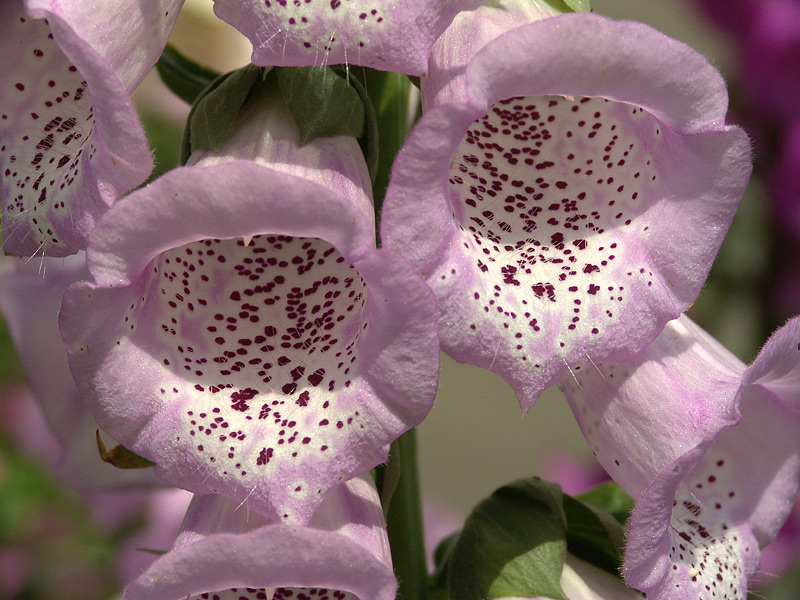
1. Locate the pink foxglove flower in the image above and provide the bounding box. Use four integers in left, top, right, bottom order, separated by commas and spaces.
211, 0, 488, 76
381, 6, 751, 410
0, 254, 161, 488
60, 83, 439, 525
124, 475, 396, 600
1, 0, 182, 257
560, 315, 800, 599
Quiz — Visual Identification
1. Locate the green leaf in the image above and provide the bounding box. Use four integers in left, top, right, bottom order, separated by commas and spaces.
276, 66, 364, 145
96, 431, 155, 469
156, 44, 219, 105
540, 0, 590, 12
563, 0, 590, 11
577, 481, 635, 525
182, 63, 263, 163
562, 494, 626, 575
448, 478, 568, 600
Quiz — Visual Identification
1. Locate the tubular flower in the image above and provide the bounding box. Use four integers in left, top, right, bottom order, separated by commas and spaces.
124, 475, 396, 600
1, 0, 182, 257
211, 0, 487, 76
59, 83, 440, 525
381, 6, 751, 410
560, 315, 800, 600
0, 254, 161, 488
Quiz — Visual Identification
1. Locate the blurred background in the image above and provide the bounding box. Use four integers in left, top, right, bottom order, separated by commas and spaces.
1, 0, 799, 598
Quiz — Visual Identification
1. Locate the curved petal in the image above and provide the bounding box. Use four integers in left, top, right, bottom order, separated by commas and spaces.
211, 0, 487, 76
382, 13, 751, 410
563, 316, 800, 599
25, 0, 184, 94
559, 316, 742, 510
124, 476, 396, 600
1, 1, 181, 257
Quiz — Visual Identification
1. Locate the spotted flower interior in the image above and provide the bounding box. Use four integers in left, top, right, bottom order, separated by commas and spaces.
1, 14, 95, 255
666, 462, 753, 600
211, 0, 481, 75
449, 94, 663, 365
125, 234, 372, 520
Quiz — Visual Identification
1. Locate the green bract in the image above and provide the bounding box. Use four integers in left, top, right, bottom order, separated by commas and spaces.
277, 66, 365, 145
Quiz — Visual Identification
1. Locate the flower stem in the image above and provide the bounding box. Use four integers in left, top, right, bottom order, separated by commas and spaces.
384, 429, 429, 600
361, 68, 415, 227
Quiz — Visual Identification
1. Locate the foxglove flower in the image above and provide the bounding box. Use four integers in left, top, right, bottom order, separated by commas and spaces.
211, 0, 487, 75
124, 475, 396, 600
0, 254, 161, 488
1, 0, 182, 257
527, 554, 643, 600
381, 6, 751, 410
560, 315, 800, 599
60, 82, 439, 524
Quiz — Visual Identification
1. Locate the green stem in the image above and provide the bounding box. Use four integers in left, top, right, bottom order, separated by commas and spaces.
362, 69, 415, 228
385, 429, 429, 600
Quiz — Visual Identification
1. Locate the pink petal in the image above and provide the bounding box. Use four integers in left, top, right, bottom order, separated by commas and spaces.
212, 0, 486, 76
124, 476, 396, 600
382, 13, 750, 410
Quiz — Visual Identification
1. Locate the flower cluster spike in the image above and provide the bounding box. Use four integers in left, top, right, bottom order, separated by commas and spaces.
0, 0, 792, 597
0, 0, 182, 257
60, 80, 439, 525
560, 315, 800, 599
381, 10, 751, 411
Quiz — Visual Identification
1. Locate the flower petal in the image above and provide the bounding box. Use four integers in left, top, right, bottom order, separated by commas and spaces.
211, 0, 486, 76
382, 13, 750, 410
124, 476, 396, 600
0, 254, 161, 488
1, 1, 180, 257
563, 316, 800, 599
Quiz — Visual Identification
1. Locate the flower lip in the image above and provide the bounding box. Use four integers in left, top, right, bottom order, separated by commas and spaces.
464, 13, 733, 135
61, 161, 439, 525
124, 476, 396, 600
86, 162, 375, 287
382, 12, 751, 410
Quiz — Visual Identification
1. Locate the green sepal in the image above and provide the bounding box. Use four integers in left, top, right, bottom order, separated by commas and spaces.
374, 438, 402, 518
156, 44, 219, 105
276, 66, 364, 145
577, 481, 635, 525
541, 0, 590, 12
562, 494, 626, 576
96, 431, 155, 469
180, 64, 265, 165
447, 478, 568, 600
136, 547, 168, 556
333, 67, 379, 185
